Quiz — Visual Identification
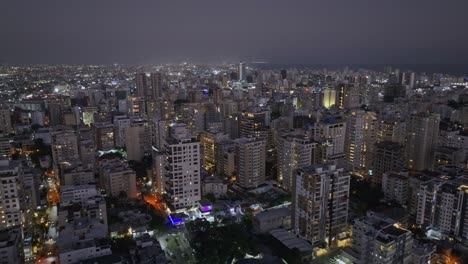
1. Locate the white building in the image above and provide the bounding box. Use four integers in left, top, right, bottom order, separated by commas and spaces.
164, 123, 201, 210
58, 239, 111, 264
99, 159, 137, 198
0, 160, 24, 229
202, 176, 227, 198
60, 184, 98, 206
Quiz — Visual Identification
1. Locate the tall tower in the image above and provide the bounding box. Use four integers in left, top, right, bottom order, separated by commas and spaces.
370, 141, 404, 186
277, 134, 314, 190
0, 102, 12, 136
0, 160, 24, 229
238, 62, 246, 81
345, 110, 377, 171
164, 123, 201, 210
234, 137, 266, 188
150, 72, 163, 100
292, 164, 350, 247
135, 72, 148, 98
405, 113, 440, 171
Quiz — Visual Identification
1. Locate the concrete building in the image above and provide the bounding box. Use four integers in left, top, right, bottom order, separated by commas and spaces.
58, 239, 111, 264
376, 118, 406, 145
152, 148, 166, 194
253, 206, 291, 233
100, 159, 137, 198
370, 141, 405, 187
93, 122, 115, 151
199, 131, 229, 172
345, 110, 377, 171
292, 164, 350, 247
0, 160, 24, 229
312, 117, 347, 166
62, 166, 95, 185
277, 133, 314, 190
113, 115, 131, 148
341, 212, 414, 264
202, 176, 227, 198
0, 138, 11, 160
60, 184, 98, 206
382, 172, 409, 206
0, 102, 13, 136
150, 72, 163, 100
164, 123, 201, 210
234, 137, 266, 188
51, 129, 79, 169
214, 140, 236, 177
405, 113, 440, 171
0, 227, 24, 264
135, 72, 148, 98
416, 178, 468, 242
125, 119, 151, 161
239, 109, 270, 140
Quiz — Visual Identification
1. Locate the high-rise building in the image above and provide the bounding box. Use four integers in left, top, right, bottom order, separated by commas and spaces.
48, 102, 62, 126
416, 178, 468, 242
292, 164, 350, 247
234, 137, 266, 188
238, 62, 246, 81
135, 72, 148, 98
336, 84, 360, 109
376, 118, 406, 145
93, 122, 115, 151
322, 88, 336, 109
239, 109, 270, 140
277, 134, 314, 190
51, 129, 80, 170
0, 227, 24, 264
214, 140, 236, 177
370, 141, 404, 186
0, 160, 24, 229
152, 148, 166, 194
0, 102, 12, 136
150, 118, 168, 151
312, 117, 347, 166
150, 72, 163, 100
113, 115, 131, 148
164, 123, 201, 210
405, 113, 440, 171
199, 131, 229, 172
345, 110, 377, 171
382, 172, 409, 205
0, 138, 11, 160
125, 119, 151, 161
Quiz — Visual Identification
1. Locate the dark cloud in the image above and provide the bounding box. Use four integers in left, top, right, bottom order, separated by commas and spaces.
1, 0, 467, 66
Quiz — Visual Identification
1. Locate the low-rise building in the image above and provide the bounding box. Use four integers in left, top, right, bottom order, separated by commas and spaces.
253, 206, 291, 233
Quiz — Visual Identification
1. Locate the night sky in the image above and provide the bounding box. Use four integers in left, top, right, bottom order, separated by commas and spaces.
1, 0, 468, 67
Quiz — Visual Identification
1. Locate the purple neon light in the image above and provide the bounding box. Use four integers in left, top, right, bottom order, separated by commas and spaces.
200, 205, 212, 212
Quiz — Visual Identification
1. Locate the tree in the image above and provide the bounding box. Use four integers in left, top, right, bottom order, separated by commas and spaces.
188, 220, 250, 264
